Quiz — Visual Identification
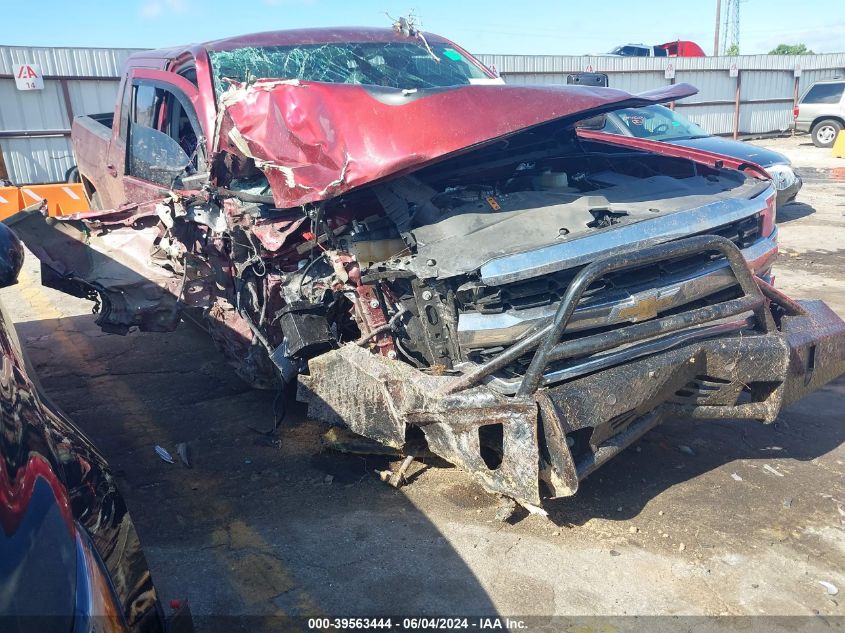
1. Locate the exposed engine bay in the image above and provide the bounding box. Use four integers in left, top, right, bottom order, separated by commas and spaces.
205, 137, 762, 388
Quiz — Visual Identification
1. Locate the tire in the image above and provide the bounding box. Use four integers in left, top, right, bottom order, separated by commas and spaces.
810, 119, 843, 148
64, 165, 80, 183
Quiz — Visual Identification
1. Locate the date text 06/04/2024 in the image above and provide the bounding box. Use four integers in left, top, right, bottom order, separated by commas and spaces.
306, 618, 528, 630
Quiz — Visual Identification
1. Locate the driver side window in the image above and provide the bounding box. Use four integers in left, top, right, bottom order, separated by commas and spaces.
127, 80, 203, 186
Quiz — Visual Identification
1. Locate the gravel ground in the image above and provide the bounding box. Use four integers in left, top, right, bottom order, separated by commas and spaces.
2, 136, 843, 629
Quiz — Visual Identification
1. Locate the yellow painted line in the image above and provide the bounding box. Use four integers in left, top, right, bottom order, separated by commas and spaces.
18, 267, 63, 319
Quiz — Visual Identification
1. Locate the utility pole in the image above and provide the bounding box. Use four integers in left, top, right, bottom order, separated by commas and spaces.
714, 0, 721, 55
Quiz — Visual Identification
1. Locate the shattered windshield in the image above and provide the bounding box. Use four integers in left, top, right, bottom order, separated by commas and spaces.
208, 41, 490, 94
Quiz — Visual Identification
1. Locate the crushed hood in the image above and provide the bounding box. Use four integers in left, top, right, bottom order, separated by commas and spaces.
218, 80, 698, 208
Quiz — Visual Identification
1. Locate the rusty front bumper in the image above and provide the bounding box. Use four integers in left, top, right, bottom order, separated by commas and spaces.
299, 236, 845, 506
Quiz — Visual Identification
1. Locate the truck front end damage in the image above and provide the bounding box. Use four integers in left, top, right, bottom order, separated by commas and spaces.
298, 234, 845, 507
11, 76, 845, 510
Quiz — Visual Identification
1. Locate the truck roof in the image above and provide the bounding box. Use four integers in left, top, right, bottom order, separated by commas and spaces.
128, 27, 454, 63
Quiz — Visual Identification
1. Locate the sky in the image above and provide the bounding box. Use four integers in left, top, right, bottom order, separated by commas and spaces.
1, 0, 843, 55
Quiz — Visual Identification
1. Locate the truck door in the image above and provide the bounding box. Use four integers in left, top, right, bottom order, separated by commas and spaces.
98, 73, 132, 209
118, 69, 206, 206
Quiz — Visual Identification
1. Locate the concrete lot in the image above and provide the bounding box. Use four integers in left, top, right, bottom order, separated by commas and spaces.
2, 135, 844, 627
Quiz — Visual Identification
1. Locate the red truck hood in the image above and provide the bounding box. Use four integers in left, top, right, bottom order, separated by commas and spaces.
218, 80, 698, 209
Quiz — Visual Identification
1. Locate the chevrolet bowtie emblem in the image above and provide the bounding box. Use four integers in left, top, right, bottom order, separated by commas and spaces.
613, 289, 677, 323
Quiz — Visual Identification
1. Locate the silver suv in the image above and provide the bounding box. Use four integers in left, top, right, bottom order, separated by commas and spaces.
794, 78, 845, 147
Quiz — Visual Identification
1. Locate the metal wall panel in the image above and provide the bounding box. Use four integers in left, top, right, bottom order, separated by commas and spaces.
0, 77, 68, 131
66, 79, 121, 117
674, 103, 736, 134
739, 101, 793, 134
0, 136, 74, 184
501, 73, 560, 85
478, 53, 845, 74
741, 70, 794, 101
487, 52, 844, 137
0, 46, 141, 77
673, 70, 736, 103
799, 68, 845, 96
605, 72, 666, 94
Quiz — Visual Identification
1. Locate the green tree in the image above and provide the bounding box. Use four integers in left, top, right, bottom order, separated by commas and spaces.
768, 43, 815, 55
726, 43, 740, 56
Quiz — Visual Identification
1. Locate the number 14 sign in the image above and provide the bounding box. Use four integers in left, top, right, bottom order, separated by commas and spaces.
14, 64, 44, 91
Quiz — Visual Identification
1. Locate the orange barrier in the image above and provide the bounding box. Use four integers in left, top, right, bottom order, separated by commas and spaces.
0, 187, 21, 221
19, 183, 90, 217
0, 183, 89, 221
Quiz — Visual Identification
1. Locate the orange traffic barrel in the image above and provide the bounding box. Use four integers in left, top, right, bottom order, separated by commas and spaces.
0, 186, 21, 221
19, 183, 89, 217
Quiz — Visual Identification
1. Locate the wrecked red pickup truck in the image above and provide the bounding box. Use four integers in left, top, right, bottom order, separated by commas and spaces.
10, 26, 845, 512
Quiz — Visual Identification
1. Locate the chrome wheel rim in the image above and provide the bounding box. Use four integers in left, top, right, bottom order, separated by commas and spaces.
817, 125, 837, 144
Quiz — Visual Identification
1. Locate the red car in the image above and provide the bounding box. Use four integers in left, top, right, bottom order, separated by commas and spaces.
11, 25, 845, 512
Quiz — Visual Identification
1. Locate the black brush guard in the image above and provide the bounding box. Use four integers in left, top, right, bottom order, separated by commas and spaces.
445, 234, 776, 395
301, 234, 845, 506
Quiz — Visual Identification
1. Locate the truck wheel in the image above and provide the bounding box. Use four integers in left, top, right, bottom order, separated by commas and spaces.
65, 166, 80, 183
811, 119, 843, 148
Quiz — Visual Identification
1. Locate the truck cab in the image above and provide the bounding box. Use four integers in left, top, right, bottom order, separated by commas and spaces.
608, 44, 668, 57
72, 47, 217, 209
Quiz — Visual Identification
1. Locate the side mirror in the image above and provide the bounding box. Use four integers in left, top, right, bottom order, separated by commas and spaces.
0, 223, 24, 288
130, 125, 192, 187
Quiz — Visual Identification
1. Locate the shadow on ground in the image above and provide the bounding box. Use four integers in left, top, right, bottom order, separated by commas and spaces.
14, 313, 499, 632
19, 306, 845, 538
777, 201, 815, 223
542, 373, 845, 527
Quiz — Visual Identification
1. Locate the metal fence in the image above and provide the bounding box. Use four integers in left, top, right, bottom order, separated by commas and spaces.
478, 53, 845, 138
2, 44, 844, 185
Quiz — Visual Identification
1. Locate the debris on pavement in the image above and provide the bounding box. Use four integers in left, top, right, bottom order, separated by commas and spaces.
678, 445, 695, 456
783, 497, 793, 509
495, 496, 518, 522
155, 445, 175, 464
176, 442, 192, 468
763, 464, 785, 477
521, 502, 549, 517
377, 454, 417, 488
731, 472, 743, 481
819, 581, 839, 596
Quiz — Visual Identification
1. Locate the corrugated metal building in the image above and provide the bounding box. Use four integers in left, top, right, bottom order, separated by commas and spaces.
478, 53, 845, 138
0, 46, 141, 184
1, 44, 844, 185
